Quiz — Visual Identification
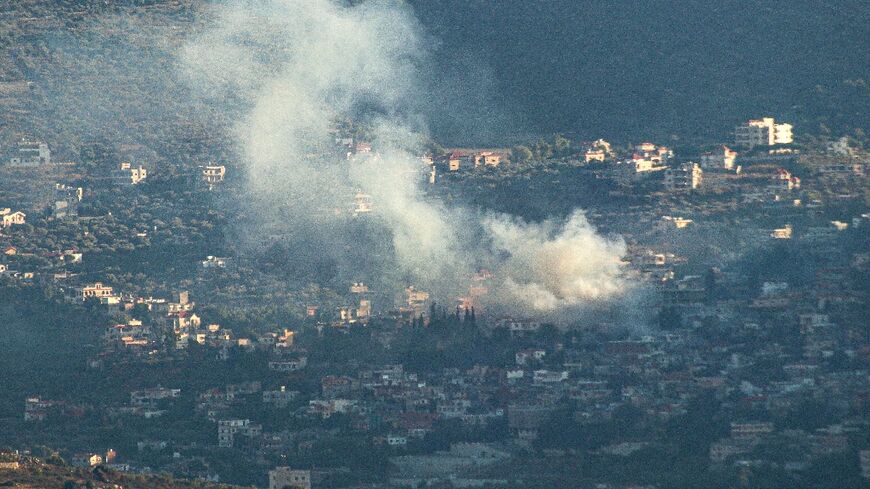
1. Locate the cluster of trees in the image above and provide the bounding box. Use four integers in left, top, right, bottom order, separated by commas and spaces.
510, 133, 574, 163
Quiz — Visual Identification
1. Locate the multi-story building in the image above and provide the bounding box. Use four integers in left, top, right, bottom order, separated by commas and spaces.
615, 144, 671, 183
24, 397, 53, 422
664, 162, 703, 190
735, 117, 793, 148
53, 184, 83, 219
9, 139, 50, 166
769, 168, 801, 192
700, 145, 738, 170
218, 419, 262, 448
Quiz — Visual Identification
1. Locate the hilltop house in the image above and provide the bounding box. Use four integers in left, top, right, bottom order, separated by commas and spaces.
582, 139, 614, 162
202, 165, 226, 188
0, 209, 26, 228
79, 283, 114, 301
440, 150, 503, 172
444, 151, 464, 172
614, 143, 671, 183
201, 256, 229, 268
471, 151, 502, 167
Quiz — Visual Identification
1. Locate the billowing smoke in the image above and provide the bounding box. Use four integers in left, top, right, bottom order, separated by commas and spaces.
484, 211, 629, 315
180, 0, 635, 320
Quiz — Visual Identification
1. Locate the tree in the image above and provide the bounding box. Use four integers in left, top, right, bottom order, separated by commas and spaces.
130, 302, 150, 319
429, 301, 437, 322
511, 145, 532, 163
426, 140, 448, 157
553, 133, 571, 156
533, 138, 553, 160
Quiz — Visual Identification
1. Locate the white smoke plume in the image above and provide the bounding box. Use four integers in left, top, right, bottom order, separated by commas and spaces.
484, 211, 630, 316
180, 0, 635, 320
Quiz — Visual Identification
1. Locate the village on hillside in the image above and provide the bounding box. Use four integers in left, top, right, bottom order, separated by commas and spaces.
1, 2, 869, 489
2, 112, 869, 489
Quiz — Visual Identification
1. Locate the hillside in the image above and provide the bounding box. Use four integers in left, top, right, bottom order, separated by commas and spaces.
0, 451, 249, 489
0, 0, 223, 164
0, 0, 868, 152
410, 0, 870, 143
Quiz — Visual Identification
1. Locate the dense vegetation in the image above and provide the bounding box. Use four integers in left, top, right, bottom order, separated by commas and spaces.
1, 1, 868, 154
411, 0, 870, 145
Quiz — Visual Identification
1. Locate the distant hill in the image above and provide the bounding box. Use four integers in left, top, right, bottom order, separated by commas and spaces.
0, 0, 867, 152
409, 0, 870, 144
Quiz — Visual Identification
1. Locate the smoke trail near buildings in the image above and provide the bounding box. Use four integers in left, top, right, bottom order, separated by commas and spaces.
180, 0, 635, 320
484, 211, 629, 315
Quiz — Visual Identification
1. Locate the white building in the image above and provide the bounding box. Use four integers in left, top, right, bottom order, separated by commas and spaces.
202, 256, 229, 268
730, 421, 774, 440
497, 318, 542, 336
771, 225, 792, 239
583, 139, 613, 163
353, 192, 373, 215
202, 165, 226, 188
735, 117, 793, 148
113, 162, 147, 185
0, 209, 26, 228
269, 468, 311, 489
79, 282, 115, 301
615, 145, 670, 183
660, 216, 693, 229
